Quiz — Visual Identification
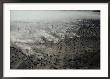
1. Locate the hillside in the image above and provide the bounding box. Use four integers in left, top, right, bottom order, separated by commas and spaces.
10, 11, 100, 69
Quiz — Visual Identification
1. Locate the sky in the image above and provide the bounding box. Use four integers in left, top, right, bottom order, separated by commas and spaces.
10, 10, 100, 22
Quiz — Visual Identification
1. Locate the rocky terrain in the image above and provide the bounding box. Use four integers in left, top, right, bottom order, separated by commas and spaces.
10, 11, 100, 69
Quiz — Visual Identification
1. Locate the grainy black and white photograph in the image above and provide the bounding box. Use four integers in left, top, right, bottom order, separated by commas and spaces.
10, 10, 100, 69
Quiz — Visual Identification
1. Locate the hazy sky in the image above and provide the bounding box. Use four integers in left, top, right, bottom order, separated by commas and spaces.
10, 10, 100, 22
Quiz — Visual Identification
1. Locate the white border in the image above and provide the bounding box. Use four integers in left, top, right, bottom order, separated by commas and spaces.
3, 3, 108, 77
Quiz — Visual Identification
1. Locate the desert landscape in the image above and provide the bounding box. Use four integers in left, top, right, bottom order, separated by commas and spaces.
10, 10, 100, 69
